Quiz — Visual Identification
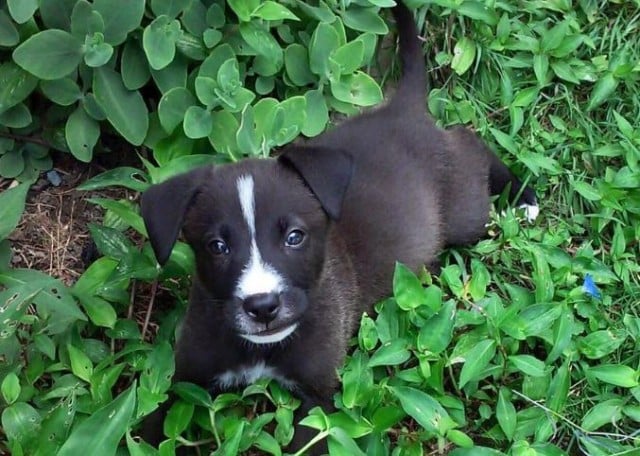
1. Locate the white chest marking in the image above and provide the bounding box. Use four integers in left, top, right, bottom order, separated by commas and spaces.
235, 175, 286, 299
213, 361, 297, 390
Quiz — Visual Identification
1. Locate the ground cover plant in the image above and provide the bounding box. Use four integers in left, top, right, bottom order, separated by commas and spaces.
1, 0, 639, 455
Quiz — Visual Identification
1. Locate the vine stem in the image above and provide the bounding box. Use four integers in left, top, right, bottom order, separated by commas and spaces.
0, 131, 51, 148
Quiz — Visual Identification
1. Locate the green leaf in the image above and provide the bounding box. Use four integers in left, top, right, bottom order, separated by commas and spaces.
0, 150, 25, 179
143, 15, 181, 71
122, 41, 151, 90
239, 22, 283, 76
578, 330, 626, 359
0, 63, 38, 115
309, 22, 340, 77
581, 398, 624, 431
285, 44, 315, 86
0, 11, 19, 46
93, 0, 145, 45
1, 372, 20, 404
7, 0, 38, 24
589, 364, 639, 388
302, 88, 328, 137
332, 40, 365, 75
164, 401, 194, 438
13, 30, 83, 80
252, 1, 299, 21
183, 105, 212, 139
78, 167, 150, 192
88, 223, 134, 259
330, 71, 382, 106
0, 182, 29, 240
93, 66, 149, 145
58, 382, 137, 456
83, 33, 114, 67
40, 78, 82, 106
469, 259, 490, 300
451, 37, 476, 76
87, 198, 147, 235
209, 110, 240, 156
328, 427, 367, 456
70, 1, 104, 38
76, 294, 117, 328
65, 106, 100, 162
368, 339, 410, 367
340, 7, 388, 34
508, 355, 547, 377
572, 180, 601, 201
389, 386, 454, 435
458, 1, 498, 25
67, 344, 94, 382
342, 351, 373, 408
1, 402, 41, 443
393, 262, 425, 310
151, 0, 190, 18
158, 87, 197, 134
459, 339, 496, 388
587, 73, 618, 111
417, 300, 456, 354
496, 388, 516, 440
227, 0, 259, 21
0, 103, 31, 128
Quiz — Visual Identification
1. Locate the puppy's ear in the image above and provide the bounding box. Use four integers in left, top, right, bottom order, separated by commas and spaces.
140, 168, 210, 265
278, 146, 354, 219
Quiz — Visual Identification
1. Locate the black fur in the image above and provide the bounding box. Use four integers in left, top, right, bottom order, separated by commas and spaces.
139, 2, 536, 454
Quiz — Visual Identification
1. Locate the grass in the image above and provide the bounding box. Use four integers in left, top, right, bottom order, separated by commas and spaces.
1, 1, 640, 455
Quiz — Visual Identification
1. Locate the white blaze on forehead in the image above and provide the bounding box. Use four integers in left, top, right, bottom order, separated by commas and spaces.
235, 175, 286, 299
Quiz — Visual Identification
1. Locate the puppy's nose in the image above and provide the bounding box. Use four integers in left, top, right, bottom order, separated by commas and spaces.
243, 293, 281, 323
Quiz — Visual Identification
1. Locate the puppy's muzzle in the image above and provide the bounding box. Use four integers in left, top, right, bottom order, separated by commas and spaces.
242, 293, 281, 324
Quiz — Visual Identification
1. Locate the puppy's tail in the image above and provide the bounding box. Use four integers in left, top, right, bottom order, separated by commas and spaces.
390, 1, 427, 111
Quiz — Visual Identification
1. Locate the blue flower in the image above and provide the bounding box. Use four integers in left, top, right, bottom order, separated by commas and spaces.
583, 274, 602, 299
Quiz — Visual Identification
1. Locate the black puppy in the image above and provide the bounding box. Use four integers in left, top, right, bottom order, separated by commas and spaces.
140, 1, 537, 452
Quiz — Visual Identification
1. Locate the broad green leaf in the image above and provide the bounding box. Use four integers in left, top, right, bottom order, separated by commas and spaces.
67, 344, 94, 382
93, 0, 145, 45
94, 66, 149, 145
151, 0, 190, 18
0, 151, 25, 179
1, 372, 20, 404
239, 22, 283, 76
581, 399, 624, 431
578, 330, 626, 359
209, 110, 240, 156
78, 167, 150, 192
88, 223, 134, 260
36, 395, 76, 454
13, 30, 83, 80
87, 198, 147, 235
40, 78, 82, 106
572, 180, 601, 201
285, 44, 315, 86
393, 262, 425, 310
332, 40, 364, 75
0, 182, 29, 240
163, 401, 194, 438
368, 339, 410, 367
389, 386, 455, 435
172, 382, 213, 408
469, 259, 490, 300
143, 15, 181, 71
589, 364, 639, 388
70, 1, 104, 38
83, 34, 114, 68
417, 300, 456, 354
75, 293, 117, 328
342, 351, 373, 408
496, 388, 516, 440
0, 11, 19, 46
236, 106, 259, 155
141, 342, 175, 394
330, 72, 382, 106
65, 106, 100, 162
459, 339, 496, 388
340, 7, 388, 34
159, 87, 197, 134
328, 427, 367, 456
458, 1, 498, 25
309, 22, 340, 77
1, 402, 41, 443
227, 0, 259, 21
451, 37, 476, 75
184, 105, 213, 139
508, 355, 547, 377
302, 88, 328, 137
58, 382, 137, 456
122, 41, 151, 90
587, 73, 618, 111
529, 246, 554, 303
540, 20, 570, 53
547, 361, 570, 413
7, 0, 38, 24
0, 103, 31, 128
252, 2, 299, 21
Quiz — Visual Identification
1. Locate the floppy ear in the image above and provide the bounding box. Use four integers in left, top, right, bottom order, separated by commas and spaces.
140, 168, 210, 265
278, 145, 354, 219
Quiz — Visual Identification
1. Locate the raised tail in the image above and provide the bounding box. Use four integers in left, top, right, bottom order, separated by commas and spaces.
389, 1, 427, 110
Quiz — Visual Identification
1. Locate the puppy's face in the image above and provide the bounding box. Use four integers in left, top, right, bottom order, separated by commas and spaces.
182, 160, 330, 345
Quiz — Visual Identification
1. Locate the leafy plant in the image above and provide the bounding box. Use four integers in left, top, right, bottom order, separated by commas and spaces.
1, 0, 640, 455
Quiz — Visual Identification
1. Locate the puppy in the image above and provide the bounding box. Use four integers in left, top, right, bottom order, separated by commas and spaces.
140, 1, 537, 452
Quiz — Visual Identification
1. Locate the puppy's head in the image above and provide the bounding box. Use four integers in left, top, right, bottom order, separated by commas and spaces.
141, 146, 353, 345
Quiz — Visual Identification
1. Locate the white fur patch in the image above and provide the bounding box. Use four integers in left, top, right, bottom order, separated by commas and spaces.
519, 203, 540, 223
240, 322, 298, 345
235, 175, 286, 299
213, 361, 297, 390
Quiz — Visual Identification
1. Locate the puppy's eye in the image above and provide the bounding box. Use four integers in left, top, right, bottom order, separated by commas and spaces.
209, 239, 230, 255
285, 229, 305, 247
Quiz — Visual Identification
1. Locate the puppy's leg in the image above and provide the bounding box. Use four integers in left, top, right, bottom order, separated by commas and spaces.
289, 392, 333, 456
